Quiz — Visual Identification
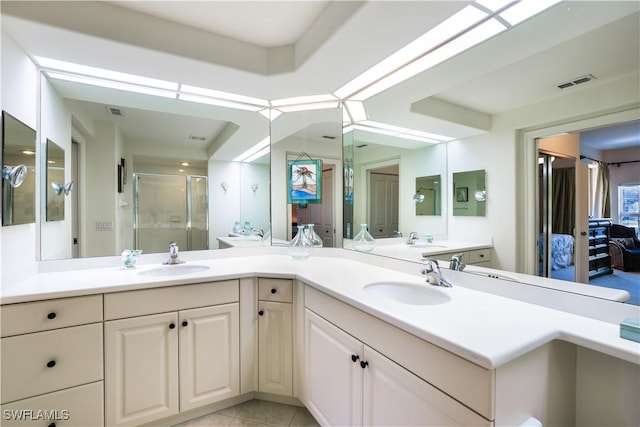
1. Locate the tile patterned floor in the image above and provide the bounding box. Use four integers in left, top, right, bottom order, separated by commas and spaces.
173, 399, 319, 427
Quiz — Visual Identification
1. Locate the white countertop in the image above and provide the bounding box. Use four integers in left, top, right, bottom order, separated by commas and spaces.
1, 248, 638, 370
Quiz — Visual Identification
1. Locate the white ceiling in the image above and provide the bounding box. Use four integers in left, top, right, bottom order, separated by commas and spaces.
2, 1, 639, 161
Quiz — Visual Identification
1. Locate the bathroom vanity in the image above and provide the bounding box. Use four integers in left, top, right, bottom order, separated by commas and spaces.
0, 248, 638, 427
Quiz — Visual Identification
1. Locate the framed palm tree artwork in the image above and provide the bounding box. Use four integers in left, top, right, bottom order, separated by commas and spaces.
288, 159, 322, 204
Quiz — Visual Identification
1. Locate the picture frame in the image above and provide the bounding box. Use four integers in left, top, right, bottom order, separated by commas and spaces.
288, 159, 322, 204
456, 186, 468, 202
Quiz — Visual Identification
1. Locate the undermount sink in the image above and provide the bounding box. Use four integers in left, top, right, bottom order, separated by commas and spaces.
364, 282, 451, 305
138, 264, 210, 277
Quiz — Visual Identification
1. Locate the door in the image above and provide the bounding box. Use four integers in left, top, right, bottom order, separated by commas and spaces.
105, 312, 179, 426
362, 346, 490, 426
304, 309, 363, 427
258, 301, 293, 396
309, 167, 335, 247
538, 150, 582, 281
369, 171, 399, 238
134, 173, 209, 254
179, 304, 240, 411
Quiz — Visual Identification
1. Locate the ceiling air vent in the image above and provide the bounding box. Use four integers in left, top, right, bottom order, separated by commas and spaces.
188, 135, 206, 141
322, 135, 337, 140
106, 106, 124, 116
556, 74, 597, 90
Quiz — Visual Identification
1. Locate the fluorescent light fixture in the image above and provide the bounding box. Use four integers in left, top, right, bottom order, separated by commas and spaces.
335, 6, 488, 100
259, 108, 283, 121
233, 137, 270, 162
180, 84, 269, 107
275, 101, 341, 113
35, 56, 179, 90
244, 145, 270, 163
344, 101, 367, 122
500, 0, 562, 25
353, 17, 506, 101
178, 93, 263, 112
474, 0, 515, 12
271, 94, 337, 107
46, 71, 177, 98
354, 121, 453, 144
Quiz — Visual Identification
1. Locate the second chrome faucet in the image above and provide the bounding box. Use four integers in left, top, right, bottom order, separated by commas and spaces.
163, 241, 185, 265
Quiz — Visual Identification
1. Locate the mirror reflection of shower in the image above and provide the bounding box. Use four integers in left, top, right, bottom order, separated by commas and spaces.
133, 173, 208, 254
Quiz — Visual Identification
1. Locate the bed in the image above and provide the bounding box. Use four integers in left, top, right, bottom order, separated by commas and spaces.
539, 233, 575, 270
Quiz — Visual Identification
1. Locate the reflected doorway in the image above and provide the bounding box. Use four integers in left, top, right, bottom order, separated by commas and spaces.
538, 151, 577, 282
368, 165, 399, 238
134, 173, 208, 253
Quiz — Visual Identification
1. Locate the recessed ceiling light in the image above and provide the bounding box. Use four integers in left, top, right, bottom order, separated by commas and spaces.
180, 162, 190, 166
22, 150, 35, 155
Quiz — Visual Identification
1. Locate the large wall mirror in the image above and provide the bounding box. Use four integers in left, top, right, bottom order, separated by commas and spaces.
343, 129, 448, 241
45, 139, 65, 221
2, 111, 36, 226
39, 72, 270, 260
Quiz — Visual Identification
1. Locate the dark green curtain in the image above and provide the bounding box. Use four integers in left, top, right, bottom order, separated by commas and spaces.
595, 162, 611, 218
552, 167, 575, 234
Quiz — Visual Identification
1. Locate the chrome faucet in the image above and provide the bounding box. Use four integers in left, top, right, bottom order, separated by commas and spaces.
449, 253, 466, 271
164, 241, 185, 265
406, 231, 419, 245
420, 258, 452, 287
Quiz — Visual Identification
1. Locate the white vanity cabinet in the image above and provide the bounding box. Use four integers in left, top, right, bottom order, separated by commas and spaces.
304, 308, 490, 426
103, 281, 240, 426
0, 295, 104, 427
257, 278, 294, 396
433, 247, 492, 268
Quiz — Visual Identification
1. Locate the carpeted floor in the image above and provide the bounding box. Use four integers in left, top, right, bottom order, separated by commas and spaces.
550, 266, 639, 305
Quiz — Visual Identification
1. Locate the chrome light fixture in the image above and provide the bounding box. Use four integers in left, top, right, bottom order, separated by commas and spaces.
2, 164, 27, 188
51, 181, 74, 196
474, 190, 487, 202
413, 193, 425, 203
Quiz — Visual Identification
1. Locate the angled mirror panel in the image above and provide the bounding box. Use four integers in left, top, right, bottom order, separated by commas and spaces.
2, 111, 36, 226
46, 139, 65, 221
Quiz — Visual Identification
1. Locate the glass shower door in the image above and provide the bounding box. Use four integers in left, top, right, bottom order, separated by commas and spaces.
134, 174, 208, 254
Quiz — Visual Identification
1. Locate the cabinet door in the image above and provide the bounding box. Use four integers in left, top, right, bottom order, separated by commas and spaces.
179, 304, 240, 411
258, 301, 293, 396
105, 312, 179, 426
304, 309, 363, 427
363, 346, 490, 427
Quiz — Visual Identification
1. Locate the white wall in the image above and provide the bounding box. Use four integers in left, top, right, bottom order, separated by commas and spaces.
0, 31, 39, 280
208, 160, 269, 248
40, 75, 73, 260
605, 147, 640, 223
449, 73, 640, 272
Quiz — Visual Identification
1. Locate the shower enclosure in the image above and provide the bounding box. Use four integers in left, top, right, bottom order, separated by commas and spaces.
133, 173, 208, 254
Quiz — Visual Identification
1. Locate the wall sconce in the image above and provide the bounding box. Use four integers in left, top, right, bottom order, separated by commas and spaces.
250, 183, 259, 194
2, 164, 27, 188
220, 181, 229, 193
52, 181, 74, 196
474, 190, 487, 202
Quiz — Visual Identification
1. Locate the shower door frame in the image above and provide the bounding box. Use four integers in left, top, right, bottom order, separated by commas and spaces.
133, 173, 209, 252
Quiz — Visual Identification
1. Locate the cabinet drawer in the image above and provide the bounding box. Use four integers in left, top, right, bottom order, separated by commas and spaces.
0, 381, 104, 427
1, 295, 103, 337
258, 278, 293, 303
469, 248, 491, 264
104, 280, 239, 320
1, 323, 103, 404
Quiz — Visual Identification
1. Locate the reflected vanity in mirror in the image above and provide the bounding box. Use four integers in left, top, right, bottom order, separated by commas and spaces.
415, 175, 441, 216
45, 139, 66, 221
453, 169, 485, 217
2, 111, 36, 226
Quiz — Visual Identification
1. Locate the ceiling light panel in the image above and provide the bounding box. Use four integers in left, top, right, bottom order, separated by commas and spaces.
271, 94, 338, 107
36, 56, 179, 90
499, 0, 563, 25
45, 71, 177, 99
180, 84, 269, 107
178, 94, 263, 112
